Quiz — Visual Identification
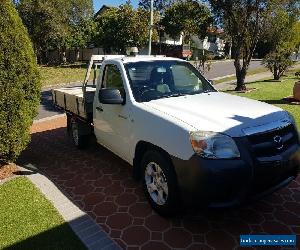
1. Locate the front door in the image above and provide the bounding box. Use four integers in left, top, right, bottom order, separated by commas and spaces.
94, 64, 132, 162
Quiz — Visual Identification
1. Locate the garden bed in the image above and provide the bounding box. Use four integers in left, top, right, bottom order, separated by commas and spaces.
283, 96, 300, 105
0, 161, 18, 180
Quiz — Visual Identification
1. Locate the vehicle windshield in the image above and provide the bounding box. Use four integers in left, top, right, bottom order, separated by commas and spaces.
124, 60, 216, 102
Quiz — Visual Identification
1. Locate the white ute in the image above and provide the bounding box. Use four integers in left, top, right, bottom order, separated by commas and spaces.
52, 55, 300, 215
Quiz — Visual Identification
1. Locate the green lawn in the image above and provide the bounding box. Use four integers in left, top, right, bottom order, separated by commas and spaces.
0, 177, 86, 250
39, 64, 91, 87
234, 75, 300, 128
214, 67, 269, 84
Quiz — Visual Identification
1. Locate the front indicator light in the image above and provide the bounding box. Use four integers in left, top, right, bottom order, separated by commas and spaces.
190, 131, 240, 159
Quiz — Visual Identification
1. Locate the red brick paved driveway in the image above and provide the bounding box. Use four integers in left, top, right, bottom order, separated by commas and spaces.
20, 117, 300, 250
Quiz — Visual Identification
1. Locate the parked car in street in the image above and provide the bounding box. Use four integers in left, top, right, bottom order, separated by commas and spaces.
52, 55, 300, 215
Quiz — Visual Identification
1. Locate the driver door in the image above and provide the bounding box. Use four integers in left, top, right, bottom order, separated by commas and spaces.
94, 64, 131, 162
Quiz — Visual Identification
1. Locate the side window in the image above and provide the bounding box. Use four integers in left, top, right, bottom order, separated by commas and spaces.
171, 64, 203, 91
103, 64, 124, 89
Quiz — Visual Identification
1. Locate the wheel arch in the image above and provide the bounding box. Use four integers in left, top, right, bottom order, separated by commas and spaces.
132, 141, 174, 180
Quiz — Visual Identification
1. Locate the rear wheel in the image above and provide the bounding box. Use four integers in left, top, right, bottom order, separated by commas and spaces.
141, 150, 180, 216
69, 117, 89, 149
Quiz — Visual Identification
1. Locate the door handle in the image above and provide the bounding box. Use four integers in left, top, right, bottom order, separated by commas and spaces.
96, 106, 103, 112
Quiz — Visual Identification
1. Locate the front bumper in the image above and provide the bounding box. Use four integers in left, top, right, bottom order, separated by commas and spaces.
171, 137, 300, 208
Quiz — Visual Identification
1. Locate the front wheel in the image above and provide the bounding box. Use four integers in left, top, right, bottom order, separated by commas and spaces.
141, 150, 180, 216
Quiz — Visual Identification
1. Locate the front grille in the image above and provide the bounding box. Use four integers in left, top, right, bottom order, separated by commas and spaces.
247, 124, 298, 158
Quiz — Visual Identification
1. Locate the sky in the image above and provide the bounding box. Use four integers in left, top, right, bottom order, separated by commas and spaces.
93, 0, 139, 12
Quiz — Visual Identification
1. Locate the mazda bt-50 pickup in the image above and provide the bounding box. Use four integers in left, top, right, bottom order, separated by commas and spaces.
52, 55, 300, 215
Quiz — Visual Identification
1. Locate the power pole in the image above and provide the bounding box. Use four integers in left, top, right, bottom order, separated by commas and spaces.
148, 0, 154, 55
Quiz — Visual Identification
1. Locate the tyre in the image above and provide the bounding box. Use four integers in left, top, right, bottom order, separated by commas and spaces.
141, 150, 180, 216
66, 113, 72, 133
70, 118, 89, 149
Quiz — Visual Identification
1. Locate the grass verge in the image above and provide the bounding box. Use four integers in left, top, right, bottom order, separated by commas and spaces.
39, 64, 93, 87
215, 62, 300, 84
214, 67, 269, 84
234, 75, 300, 128
0, 177, 86, 250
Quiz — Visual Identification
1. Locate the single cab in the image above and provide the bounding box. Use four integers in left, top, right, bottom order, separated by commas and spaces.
52, 55, 300, 215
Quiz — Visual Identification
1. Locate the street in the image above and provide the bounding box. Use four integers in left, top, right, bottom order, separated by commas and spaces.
36, 60, 263, 120
203, 59, 263, 79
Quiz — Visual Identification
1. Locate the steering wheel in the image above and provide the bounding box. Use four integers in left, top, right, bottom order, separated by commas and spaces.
138, 85, 158, 96
138, 85, 162, 101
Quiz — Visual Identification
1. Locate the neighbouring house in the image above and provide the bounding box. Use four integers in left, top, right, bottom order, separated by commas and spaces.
191, 28, 226, 59
155, 27, 226, 59
291, 46, 300, 61
92, 5, 227, 60
94, 5, 114, 19
159, 33, 184, 46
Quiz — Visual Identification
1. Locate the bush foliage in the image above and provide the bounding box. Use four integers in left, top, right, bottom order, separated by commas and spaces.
0, 1, 41, 161
262, 48, 294, 80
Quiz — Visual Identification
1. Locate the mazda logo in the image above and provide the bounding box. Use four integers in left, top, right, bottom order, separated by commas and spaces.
273, 135, 283, 150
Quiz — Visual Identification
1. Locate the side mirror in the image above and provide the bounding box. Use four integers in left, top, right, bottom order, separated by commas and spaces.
99, 88, 125, 105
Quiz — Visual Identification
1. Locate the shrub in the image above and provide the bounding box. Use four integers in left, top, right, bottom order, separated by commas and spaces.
0, 1, 41, 162
262, 48, 294, 80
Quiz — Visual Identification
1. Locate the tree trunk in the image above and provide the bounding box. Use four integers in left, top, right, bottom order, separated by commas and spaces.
75, 48, 80, 62
273, 66, 280, 80
36, 46, 45, 65
228, 39, 232, 59
36, 51, 42, 65
274, 72, 280, 80
62, 50, 67, 64
40, 50, 47, 65
234, 57, 247, 91
235, 68, 247, 91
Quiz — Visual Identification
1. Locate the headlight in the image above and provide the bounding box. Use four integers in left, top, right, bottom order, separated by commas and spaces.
190, 131, 240, 159
286, 112, 296, 127
285, 112, 299, 140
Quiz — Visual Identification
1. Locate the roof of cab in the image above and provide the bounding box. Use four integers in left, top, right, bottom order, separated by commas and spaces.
111, 56, 185, 64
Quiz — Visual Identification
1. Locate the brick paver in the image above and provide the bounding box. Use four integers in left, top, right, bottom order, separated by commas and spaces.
22, 163, 120, 250
20, 117, 300, 249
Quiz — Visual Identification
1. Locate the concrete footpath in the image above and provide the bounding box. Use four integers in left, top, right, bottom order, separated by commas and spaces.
214, 71, 273, 91
213, 63, 300, 91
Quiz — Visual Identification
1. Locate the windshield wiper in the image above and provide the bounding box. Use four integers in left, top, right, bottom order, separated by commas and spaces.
185, 89, 215, 96
203, 90, 214, 93
160, 93, 186, 99
169, 93, 186, 97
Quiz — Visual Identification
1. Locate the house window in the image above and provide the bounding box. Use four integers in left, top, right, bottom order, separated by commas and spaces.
208, 35, 217, 43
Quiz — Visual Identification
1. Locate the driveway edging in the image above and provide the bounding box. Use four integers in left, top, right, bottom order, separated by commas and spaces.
21, 164, 121, 250
33, 114, 66, 124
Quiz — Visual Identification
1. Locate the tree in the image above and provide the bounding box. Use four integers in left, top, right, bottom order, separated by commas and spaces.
263, 49, 294, 80
67, 19, 96, 61
66, 0, 94, 47
0, 0, 41, 161
208, 0, 277, 90
94, 3, 154, 53
262, 7, 300, 80
17, 0, 69, 63
161, 0, 212, 44
139, 0, 174, 13
17, 0, 94, 64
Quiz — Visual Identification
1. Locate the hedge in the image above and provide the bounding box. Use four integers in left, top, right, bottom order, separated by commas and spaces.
0, 0, 41, 161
